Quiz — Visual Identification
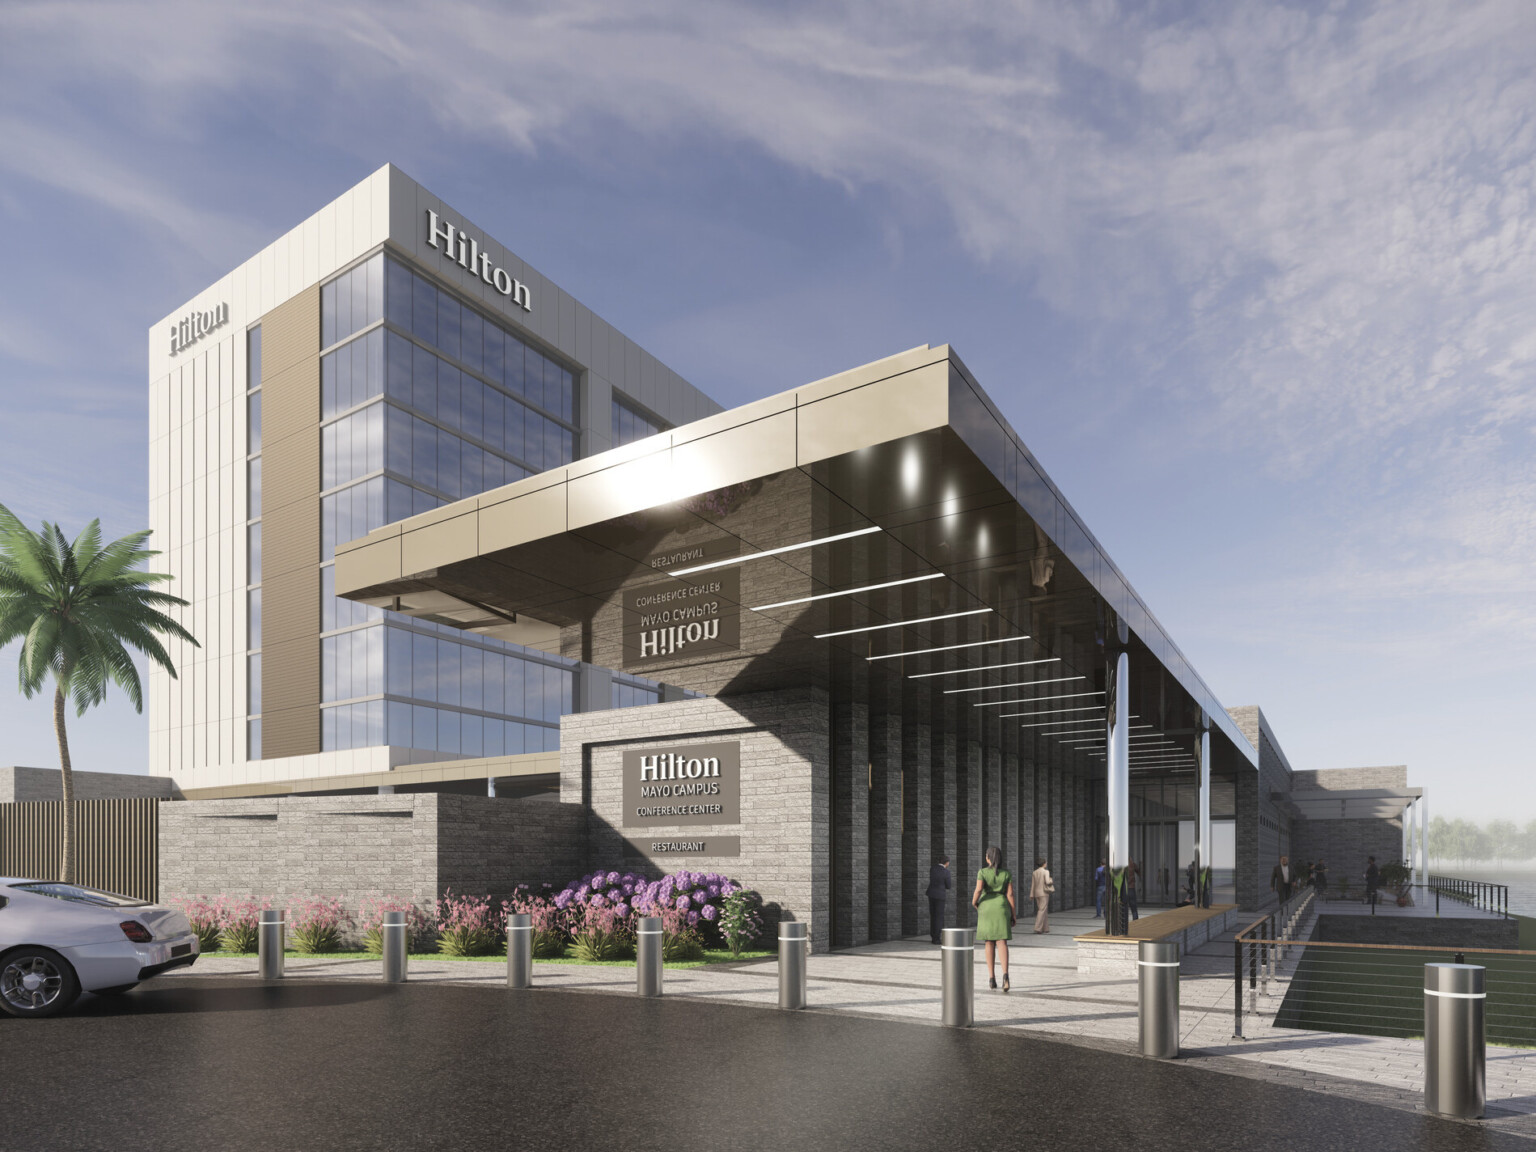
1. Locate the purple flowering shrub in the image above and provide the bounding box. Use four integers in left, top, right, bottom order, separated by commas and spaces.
553, 869, 753, 953
358, 896, 434, 953
287, 895, 352, 954
435, 890, 504, 956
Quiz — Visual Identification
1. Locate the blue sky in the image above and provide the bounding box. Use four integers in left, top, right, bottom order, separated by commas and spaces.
0, 1, 1531, 821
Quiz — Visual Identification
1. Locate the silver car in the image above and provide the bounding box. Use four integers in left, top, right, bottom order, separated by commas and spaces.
0, 878, 200, 1018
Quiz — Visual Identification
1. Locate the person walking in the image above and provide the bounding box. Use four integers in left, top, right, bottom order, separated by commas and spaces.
1125, 857, 1141, 921
1271, 855, 1294, 903
1313, 859, 1328, 899
1365, 856, 1380, 909
925, 854, 952, 945
1094, 858, 1107, 918
1030, 856, 1055, 934
971, 846, 1016, 991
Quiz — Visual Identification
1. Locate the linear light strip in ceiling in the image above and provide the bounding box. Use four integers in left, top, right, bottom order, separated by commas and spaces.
815, 607, 991, 640
909, 657, 1058, 680
668, 525, 881, 577
1020, 720, 1104, 731
972, 691, 1104, 709
867, 635, 1032, 662
996, 706, 1104, 719
944, 675, 1084, 696
749, 572, 944, 612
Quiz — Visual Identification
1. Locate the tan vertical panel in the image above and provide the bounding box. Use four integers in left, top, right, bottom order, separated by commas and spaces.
0, 799, 159, 900
259, 286, 322, 759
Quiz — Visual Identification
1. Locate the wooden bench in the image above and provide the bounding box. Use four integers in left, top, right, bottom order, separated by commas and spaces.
1074, 904, 1240, 976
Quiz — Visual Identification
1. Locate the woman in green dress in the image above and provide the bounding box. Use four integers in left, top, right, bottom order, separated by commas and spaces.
971, 846, 1017, 992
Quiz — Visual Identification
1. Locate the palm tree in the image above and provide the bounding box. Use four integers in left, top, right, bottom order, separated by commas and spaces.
0, 505, 197, 882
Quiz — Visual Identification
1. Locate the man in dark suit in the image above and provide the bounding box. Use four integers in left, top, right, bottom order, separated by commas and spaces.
1271, 855, 1294, 903
926, 855, 952, 944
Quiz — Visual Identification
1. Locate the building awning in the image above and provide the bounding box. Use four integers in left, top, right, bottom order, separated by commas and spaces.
335, 344, 1258, 775
1271, 788, 1422, 821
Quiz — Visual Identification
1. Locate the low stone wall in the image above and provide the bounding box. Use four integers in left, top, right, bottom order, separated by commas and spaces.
159, 794, 587, 940
0, 765, 178, 802
1314, 913, 1519, 950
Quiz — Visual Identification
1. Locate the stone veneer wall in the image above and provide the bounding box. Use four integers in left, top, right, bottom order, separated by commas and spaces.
160, 794, 585, 937
560, 688, 832, 950
1, 766, 178, 803
1288, 765, 1410, 881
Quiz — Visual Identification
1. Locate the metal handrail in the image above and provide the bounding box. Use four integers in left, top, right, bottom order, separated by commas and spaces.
1427, 874, 1510, 919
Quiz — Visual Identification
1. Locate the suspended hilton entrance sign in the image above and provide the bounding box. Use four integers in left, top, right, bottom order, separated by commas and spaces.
621, 541, 741, 671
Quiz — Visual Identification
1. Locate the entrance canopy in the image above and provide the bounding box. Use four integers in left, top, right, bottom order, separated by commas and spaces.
335, 344, 1256, 778
1273, 788, 1422, 821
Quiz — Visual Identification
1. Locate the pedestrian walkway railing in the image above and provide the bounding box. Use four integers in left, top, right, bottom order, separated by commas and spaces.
1428, 874, 1510, 919
1232, 917, 1536, 1046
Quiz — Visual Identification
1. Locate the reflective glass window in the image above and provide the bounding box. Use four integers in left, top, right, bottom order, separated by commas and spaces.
322, 402, 384, 491
248, 326, 262, 389
247, 390, 262, 454
248, 457, 261, 518
321, 254, 384, 350
321, 328, 385, 419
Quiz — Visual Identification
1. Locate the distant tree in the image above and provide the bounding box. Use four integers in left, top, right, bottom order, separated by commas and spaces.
0, 505, 196, 881
1487, 820, 1520, 867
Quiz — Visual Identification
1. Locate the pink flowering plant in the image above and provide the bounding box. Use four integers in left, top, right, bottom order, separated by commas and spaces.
569, 901, 633, 962
211, 895, 275, 953
287, 895, 351, 954
168, 896, 225, 954
358, 896, 434, 954
503, 885, 567, 959
435, 890, 503, 956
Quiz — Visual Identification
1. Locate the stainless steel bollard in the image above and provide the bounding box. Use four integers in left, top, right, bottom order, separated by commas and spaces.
778, 921, 808, 1010
381, 910, 408, 983
1425, 963, 1485, 1119
258, 909, 284, 980
636, 916, 663, 997
1138, 939, 1180, 1058
941, 927, 974, 1027
506, 913, 533, 989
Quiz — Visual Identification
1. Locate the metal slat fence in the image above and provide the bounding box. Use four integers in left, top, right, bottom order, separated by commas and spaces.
0, 798, 161, 901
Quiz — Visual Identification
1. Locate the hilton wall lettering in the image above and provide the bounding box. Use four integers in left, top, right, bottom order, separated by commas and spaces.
622, 541, 741, 671
621, 740, 741, 828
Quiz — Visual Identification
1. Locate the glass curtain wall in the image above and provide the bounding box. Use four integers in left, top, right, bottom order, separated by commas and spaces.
612, 395, 664, 448
317, 252, 579, 756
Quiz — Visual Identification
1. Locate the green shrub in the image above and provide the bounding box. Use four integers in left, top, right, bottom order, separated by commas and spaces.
661, 927, 705, 962
531, 928, 567, 959
221, 919, 260, 953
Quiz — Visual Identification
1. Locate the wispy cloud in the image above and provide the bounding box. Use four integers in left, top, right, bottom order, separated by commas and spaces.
0, 0, 1530, 804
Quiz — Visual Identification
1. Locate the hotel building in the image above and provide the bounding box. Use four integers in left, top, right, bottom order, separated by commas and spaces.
146, 166, 1428, 949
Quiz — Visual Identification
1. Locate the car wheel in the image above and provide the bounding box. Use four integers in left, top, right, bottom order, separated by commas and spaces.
0, 947, 81, 1018
93, 983, 139, 996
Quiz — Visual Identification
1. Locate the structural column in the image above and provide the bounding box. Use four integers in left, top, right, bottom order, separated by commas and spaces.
832, 700, 870, 948
1196, 724, 1212, 907
902, 719, 932, 937
869, 712, 903, 942
1106, 648, 1130, 934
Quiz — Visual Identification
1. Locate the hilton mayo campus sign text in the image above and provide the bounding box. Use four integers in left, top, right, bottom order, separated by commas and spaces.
622, 740, 741, 828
